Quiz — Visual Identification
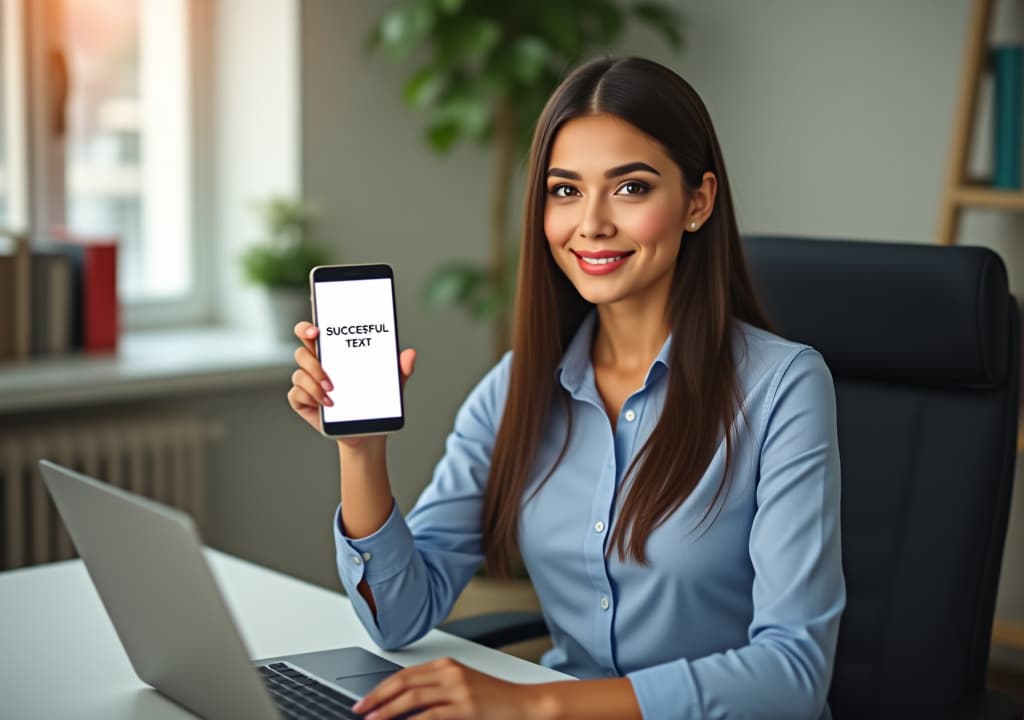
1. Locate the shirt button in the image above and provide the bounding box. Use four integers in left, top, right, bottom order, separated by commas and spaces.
362, 552, 372, 561
599, 596, 610, 611
352, 555, 362, 565
624, 409, 636, 422
594, 521, 605, 533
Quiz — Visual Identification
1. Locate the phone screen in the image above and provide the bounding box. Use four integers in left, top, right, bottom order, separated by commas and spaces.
312, 266, 403, 435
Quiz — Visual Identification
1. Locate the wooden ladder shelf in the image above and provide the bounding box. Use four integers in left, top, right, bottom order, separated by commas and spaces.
938, 0, 1024, 245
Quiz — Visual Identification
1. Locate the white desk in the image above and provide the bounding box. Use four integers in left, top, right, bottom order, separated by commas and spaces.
0, 550, 569, 719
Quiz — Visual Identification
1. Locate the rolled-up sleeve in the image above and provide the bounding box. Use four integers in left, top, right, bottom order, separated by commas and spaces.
627, 348, 845, 719
333, 352, 512, 650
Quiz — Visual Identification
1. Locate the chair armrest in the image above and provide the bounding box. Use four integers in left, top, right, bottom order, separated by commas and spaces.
941, 689, 1022, 720
437, 611, 548, 649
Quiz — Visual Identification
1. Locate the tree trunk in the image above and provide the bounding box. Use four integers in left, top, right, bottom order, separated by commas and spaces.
490, 96, 514, 361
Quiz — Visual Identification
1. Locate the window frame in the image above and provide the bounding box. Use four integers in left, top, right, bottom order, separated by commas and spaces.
1, 0, 29, 230
23, 0, 214, 329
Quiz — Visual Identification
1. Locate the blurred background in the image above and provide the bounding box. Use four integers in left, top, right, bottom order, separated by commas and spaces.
1, 0, 1023, 686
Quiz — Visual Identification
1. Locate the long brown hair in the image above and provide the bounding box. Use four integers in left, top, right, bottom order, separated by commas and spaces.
482, 57, 772, 577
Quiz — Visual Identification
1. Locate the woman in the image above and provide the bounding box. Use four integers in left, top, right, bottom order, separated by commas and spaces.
288, 57, 845, 720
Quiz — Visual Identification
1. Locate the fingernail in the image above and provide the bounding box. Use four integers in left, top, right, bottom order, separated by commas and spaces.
352, 699, 366, 712
323, 395, 334, 407
306, 327, 317, 338
321, 379, 333, 392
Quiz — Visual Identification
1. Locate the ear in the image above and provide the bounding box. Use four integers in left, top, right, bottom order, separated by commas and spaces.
685, 172, 718, 231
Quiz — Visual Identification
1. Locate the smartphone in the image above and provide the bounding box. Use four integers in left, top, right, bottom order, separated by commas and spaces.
309, 264, 404, 437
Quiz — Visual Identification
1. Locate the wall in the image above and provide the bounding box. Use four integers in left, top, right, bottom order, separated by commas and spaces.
192, 0, 1024, 626
622, 1, 1024, 278
298, 0, 495, 520
211, 0, 302, 333
289, 0, 1024, 629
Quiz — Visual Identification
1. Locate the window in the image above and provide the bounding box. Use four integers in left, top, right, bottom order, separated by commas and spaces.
10, 0, 205, 326
60, 0, 196, 311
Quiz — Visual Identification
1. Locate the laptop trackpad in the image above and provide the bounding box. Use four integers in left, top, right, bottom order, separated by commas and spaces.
285, 647, 402, 688
336, 670, 398, 696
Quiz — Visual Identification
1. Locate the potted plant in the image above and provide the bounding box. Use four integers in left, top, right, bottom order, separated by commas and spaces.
369, 0, 684, 358
241, 195, 330, 341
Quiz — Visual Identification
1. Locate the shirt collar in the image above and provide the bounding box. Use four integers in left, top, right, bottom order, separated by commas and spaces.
647, 329, 673, 386
556, 310, 672, 395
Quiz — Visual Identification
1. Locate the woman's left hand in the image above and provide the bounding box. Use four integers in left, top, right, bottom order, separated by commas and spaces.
352, 656, 548, 720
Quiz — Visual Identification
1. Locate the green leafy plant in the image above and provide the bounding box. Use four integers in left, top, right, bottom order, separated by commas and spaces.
241, 195, 330, 289
370, 0, 684, 353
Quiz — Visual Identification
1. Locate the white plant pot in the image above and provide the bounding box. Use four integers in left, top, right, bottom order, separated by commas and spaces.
266, 287, 311, 343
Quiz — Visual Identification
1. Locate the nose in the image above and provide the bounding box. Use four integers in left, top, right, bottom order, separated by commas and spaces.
579, 196, 615, 239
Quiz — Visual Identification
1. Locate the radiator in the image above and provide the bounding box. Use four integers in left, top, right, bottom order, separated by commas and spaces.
0, 416, 223, 570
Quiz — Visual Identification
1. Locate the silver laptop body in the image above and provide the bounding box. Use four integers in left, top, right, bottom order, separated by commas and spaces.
39, 459, 403, 720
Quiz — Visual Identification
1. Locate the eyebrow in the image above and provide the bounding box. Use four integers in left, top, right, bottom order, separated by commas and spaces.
546, 161, 661, 180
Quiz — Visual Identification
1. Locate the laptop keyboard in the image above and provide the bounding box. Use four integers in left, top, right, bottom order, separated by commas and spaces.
258, 662, 365, 719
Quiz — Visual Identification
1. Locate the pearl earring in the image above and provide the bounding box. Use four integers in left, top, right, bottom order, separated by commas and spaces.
689, 221, 697, 230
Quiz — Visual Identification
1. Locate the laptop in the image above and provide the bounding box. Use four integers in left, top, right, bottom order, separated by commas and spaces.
39, 459, 411, 720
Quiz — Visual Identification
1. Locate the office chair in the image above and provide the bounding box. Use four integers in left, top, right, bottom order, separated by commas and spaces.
440, 236, 1022, 719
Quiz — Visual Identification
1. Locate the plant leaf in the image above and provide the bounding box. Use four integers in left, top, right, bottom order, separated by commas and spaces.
423, 263, 486, 308
426, 118, 462, 152
511, 36, 552, 85
433, 88, 491, 140
537, 4, 584, 58
479, 42, 517, 91
436, 16, 502, 65
241, 242, 330, 288
583, 0, 625, 45
402, 65, 446, 108
435, 0, 464, 14
376, 1, 437, 61
630, 2, 684, 48
470, 288, 504, 321
511, 68, 560, 150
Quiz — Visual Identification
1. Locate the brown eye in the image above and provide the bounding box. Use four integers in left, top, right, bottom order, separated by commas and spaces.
549, 184, 578, 198
616, 181, 651, 196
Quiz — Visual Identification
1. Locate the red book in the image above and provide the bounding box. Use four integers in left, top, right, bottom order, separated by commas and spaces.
82, 242, 117, 352
51, 227, 119, 353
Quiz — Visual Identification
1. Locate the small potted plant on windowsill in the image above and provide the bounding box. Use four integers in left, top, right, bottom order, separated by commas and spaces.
241, 195, 330, 342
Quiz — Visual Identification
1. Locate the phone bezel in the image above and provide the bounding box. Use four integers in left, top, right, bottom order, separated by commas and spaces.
309, 263, 405, 437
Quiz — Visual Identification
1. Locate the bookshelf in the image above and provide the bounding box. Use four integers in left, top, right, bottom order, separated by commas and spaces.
954, 185, 1024, 210
937, 0, 1024, 245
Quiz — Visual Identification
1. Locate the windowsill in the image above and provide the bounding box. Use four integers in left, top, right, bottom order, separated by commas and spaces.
0, 326, 296, 414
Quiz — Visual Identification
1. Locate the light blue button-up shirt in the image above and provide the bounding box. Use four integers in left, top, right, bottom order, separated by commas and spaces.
334, 312, 845, 719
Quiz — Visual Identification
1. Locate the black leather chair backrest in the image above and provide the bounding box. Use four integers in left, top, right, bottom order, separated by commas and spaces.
743, 236, 1019, 718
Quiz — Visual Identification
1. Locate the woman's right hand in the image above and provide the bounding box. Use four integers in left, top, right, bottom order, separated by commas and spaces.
287, 321, 417, 447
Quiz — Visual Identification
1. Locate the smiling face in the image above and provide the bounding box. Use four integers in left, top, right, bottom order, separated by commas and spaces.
544, 113, 691, 311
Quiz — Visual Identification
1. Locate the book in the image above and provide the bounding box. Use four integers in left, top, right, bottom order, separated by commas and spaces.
0, 231, 32, 360
0, 253, 13, 359
50, 228, 119, 353
30, 251, 73, 355
992, 45, 1023, 189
